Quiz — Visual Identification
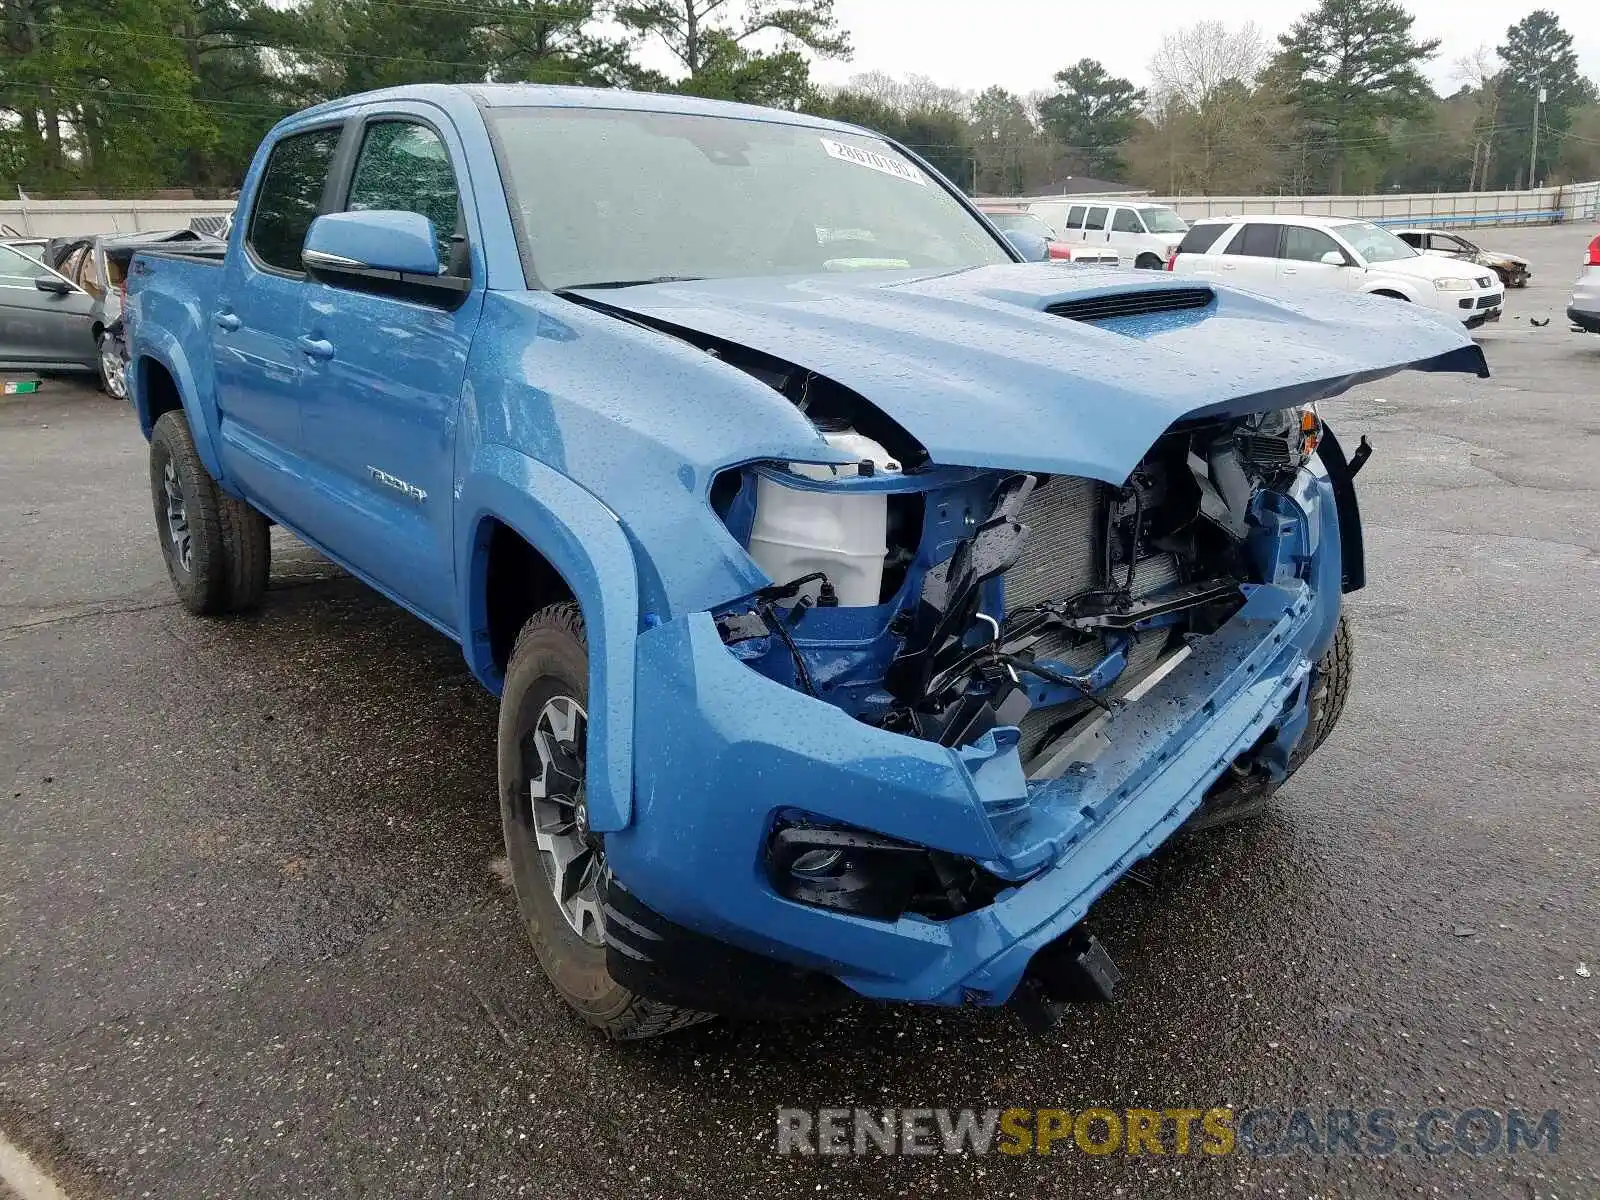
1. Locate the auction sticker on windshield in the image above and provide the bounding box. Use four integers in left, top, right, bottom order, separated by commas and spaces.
820, 137, 927, 186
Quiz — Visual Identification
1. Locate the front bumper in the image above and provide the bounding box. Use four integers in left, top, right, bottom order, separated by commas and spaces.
1458, 289, 1504, 328
607, 471, 1345, 1008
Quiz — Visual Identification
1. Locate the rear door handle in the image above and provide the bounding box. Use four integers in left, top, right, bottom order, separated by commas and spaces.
296, 335, 334, 360
214, 311, 240, 332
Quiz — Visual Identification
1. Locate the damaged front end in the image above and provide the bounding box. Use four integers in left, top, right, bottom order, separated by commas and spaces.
584, 271, 1476, 1020
702, 399, 1341, 895
605, 400, 1359, 1017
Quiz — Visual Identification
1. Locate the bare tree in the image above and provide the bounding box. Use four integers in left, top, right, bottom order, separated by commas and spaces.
1141, 21, 1278, 194
1453, 46, 1500, 190
1149, 20, 1269, 110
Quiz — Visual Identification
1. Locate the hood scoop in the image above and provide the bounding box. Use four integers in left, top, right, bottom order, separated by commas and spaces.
1046, 287, 1214, 324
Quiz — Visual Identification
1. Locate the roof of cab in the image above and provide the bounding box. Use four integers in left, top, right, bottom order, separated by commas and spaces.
279, 82, 871, 138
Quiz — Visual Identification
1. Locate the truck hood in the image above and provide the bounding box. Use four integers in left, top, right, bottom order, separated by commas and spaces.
573, 264, 1487, 481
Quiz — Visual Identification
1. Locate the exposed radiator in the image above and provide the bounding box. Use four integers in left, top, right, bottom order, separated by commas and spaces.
1004, 476, 1103, 612
1005, 476, 1180, 759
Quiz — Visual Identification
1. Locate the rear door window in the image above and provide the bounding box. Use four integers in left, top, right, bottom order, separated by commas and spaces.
1064, 205, 1086, 230
1223, 223, 1282, 257
247, 126, 343, 273
1111, 207, 1144, 233
1083, 206, 1108, 232
1176, 224, 1229, 255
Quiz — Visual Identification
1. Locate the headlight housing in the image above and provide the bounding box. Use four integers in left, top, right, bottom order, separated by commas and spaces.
1432, 277, 1473, 292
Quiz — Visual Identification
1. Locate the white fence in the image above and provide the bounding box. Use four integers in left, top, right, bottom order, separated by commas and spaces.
0, 198, 235, 238
1020, 181, 1600, 233
6, 180, 1599, 241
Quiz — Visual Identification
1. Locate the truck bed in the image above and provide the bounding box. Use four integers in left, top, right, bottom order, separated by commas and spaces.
135, 241, 228, 265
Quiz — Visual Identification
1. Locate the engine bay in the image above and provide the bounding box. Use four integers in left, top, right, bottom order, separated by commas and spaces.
711, 402, 1326, 773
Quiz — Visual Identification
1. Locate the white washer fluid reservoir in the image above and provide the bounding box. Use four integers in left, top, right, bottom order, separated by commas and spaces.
747, 423, 901, 608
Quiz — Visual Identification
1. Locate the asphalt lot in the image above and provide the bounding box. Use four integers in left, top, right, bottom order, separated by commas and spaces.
3, 225, 1598, 1199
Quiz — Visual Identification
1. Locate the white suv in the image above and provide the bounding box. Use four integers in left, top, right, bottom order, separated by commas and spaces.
1056, 201, 1189, 270
1169, 215, 1504, 328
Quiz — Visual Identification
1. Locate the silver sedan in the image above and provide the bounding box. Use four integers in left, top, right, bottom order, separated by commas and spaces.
1571, 232, 1600, 335
0, 243, 99, 378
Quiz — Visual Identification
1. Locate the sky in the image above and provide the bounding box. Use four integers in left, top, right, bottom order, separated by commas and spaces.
787, 0, 1600, 97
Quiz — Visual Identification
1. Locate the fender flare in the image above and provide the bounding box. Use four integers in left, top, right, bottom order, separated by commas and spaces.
133, 335, 226, 482
456, 444, 640, 833
1316, 424, 1366, 594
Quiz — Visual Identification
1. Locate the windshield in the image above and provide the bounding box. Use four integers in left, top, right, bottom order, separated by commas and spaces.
488, 107, 1012, 289
985, 212, 1056, 239
1137, 207, 1188, 234
1333, 221, 1418, 264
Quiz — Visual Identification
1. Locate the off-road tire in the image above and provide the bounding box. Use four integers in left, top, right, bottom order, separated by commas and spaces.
497, 602, 712, 1040
1135, 252, 1165, 270
149, 410, 271, 615
1181, 614, 1354, 834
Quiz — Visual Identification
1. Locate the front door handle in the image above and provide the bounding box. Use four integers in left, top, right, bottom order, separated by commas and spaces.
296, 335, 334, 360
214, 311, 240, 332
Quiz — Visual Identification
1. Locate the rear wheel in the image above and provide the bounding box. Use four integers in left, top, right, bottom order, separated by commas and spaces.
497, 602, 712, 1039
95, 334, 126, 400
1182, 614, 1354, 834
1135, 252, 1164, 270
98, 332, 127, 400
149, 410, 271, 615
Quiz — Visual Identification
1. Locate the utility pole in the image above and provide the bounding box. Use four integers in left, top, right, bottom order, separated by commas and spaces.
1529, 80, 1545, 189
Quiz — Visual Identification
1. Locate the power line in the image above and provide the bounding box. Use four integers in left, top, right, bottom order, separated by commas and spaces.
21, 17, 611, 83
3, 81, 295, 116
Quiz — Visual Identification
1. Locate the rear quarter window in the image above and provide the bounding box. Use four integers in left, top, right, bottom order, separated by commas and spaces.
1065, 205, 1086, 230
1176, 224, 1229, 255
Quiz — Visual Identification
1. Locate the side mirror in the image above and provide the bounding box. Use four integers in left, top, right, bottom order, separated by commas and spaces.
302, 210, 469, 306
1319, 250, 1346, 267
303, 209, 443, 277
1001, 229, 1051, 263
34, 275, 73, 295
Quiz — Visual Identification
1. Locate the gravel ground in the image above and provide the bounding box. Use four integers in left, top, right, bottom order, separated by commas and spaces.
2, 224, 1597, 1199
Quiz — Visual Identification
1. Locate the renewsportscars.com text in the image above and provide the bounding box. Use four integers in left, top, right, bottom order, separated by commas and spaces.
776, 1106, 1560, 1158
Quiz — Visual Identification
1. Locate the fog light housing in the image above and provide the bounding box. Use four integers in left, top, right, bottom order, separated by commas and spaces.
766, 818, 1006, 921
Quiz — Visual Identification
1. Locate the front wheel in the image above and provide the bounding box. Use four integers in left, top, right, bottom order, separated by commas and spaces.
497, 602, 712, 1039
149, 410, 271, 615
1181, 614, 1354, 834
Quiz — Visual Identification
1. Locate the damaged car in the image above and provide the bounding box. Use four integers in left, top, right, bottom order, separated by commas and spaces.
123, 85, 1489, 1039
1393, 227, 1532, 289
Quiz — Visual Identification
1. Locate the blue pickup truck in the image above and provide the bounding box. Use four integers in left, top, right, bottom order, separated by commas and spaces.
125, 84, 1487, 1038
